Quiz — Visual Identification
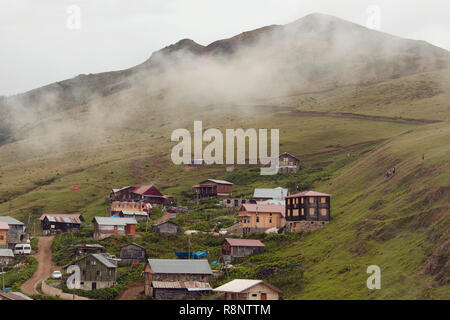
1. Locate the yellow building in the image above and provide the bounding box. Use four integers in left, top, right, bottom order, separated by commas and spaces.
238, 204, 285, 235
0, 222, 9, 247
213, 279, 282, 300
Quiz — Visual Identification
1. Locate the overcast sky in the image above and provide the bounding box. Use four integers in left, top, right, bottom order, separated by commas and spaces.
1, 0, 449, 96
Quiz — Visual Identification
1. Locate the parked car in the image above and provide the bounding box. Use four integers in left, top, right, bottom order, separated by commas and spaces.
106, 254, 121, 262
167, 207, 177, 213
14, 243, 31, 255
51, 270, 62, 279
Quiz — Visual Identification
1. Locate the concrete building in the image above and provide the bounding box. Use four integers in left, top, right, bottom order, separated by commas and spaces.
213, 279, 282, 300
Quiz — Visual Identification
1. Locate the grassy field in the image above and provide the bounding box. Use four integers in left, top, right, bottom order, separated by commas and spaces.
0, 65, 448, 299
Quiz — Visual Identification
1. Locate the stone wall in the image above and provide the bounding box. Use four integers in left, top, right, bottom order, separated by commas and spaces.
285, 221, 328, 233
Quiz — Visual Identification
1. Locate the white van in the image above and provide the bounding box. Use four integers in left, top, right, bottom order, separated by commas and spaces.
14, 243, 31, 255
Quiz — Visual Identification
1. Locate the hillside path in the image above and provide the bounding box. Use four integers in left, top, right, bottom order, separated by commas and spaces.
21, 236, 60, 296
117, 281, 144, 300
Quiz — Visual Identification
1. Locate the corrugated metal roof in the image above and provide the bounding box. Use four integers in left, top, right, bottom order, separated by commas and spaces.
0, 248, 14, 257
147, 259, 212, 275
0, 221, 10, 230
240, 204, 285, 216
0, 216, 25, 226
0, 292, 33, 300
39, 214, 82, 223
120, 210, 149, 216
94, 216, 137, 226
197, 179, 233, 185
253, 187, 288, 199
152, 281, 211, 290
213, 279, 282, 293
224, 238, 265, 247
92, 254, 118, 268
286, 190, 331, 198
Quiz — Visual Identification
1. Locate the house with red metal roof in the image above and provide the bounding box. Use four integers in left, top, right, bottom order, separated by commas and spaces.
221, 238, 265, 259
285, 190, 331, 232
238, 204, 285, 235
110, 185, 173, 206
192, 179, 233, 199
39, 214, 84, 235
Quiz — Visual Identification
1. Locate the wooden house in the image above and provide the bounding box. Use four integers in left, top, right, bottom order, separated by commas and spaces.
72, 244, 106, 256
0, 248, 14, 266
143, 259, 213, 299
238, 204, 285, 235
0, 216, 28, 249
65, 253, 117, 290
110, 201, 152, 216
221, 238, 264, 260
93, 216, 137, 240
110, 186, 172, 206
120, 242, 146, 263
192, 179, 233, 199
278, 152, 300, 173
285, 190, 331, 232
39, 214, 84, 235
213, 279, 282, 300
0, 222, 8, 248
151, 221, 181, 235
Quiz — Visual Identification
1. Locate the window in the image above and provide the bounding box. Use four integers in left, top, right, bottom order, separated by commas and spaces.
309, 197, 315, 204
0, 235, 3, 240
256, 217, 259, 223
301, 208, 304, 215
242, 200, 246, 204
321, 197, 327, 204
252, 294, 258, 297
269, 218, 272, 223
321, 209, 327, 216
309, 208, 315, 215
301, 198, 304, 204
227, 199, 231, 204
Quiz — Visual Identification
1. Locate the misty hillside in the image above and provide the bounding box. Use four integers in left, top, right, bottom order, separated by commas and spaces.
1, 13, 449, 145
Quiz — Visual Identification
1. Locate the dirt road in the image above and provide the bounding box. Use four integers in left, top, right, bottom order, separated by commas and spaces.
117, 281, 144, 300
21, 236, 60, 295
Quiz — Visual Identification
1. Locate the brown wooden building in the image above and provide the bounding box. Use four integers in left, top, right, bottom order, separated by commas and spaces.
143, 259, 213, 299
278, 152, 300, 173
221, 238, 265, 260
151, 221, 181, 235
39, 214, 84, 235
110, 186, 173, 206
238, 204, 285, 235
285, 190, 331, 232
0, 222, 8, 248
193, 179, 233, 199
65, 253, 118, 290
213, 279, 282, 300
120, 242, 146, 263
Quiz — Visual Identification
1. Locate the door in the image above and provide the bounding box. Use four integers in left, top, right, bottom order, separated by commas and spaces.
92, 282, 97, 290
260, 293, 267, 300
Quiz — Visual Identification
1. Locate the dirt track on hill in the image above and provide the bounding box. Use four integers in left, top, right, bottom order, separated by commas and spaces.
21, 236, 60, 295
117, 281, 144, 300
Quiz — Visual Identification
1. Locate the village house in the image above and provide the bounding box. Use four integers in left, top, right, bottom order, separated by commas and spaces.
253, 187, 288, 204
39, 214, 84, 235
110, 201, 152, 216
221, 238, 265, 260
278, 152, 300, 173
151, 221, 181, 235
192, 179, 233, 199
285, 190, 331, 232
213, 279, 282, 300
120, 242, 146, 263
65, 253, 117, 290
93, 216, 137, 240
110, 186, 173, 206
72, 244, 106, 257
238, 204, 286, 235
118, 210, 149, 222
0, 222, 8, 248
0, 248, 14, 266
0, 292, 33, 300
0, 216, 28, 249
143, 259, 213, 299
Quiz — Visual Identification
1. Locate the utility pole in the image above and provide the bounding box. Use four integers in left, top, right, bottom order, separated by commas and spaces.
1, 264, 4, 291
188, 235, 191, 259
